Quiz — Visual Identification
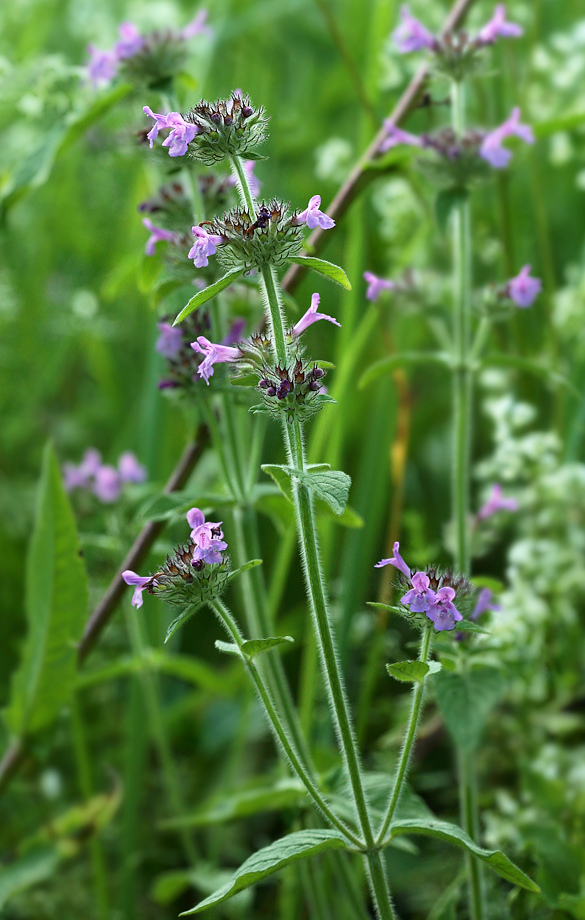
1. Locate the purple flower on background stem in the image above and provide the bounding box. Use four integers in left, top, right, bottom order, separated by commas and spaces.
296, 195, 335, 230
87, 46, 118, 86
122, 571, 152, 608
477, 484, 519, 521
142, 218, 177, 255
79, 448, 103, 479
187, 507, 228, 565
63, 462, 88, 492
143, 106, 171, 147
182, 9, 212, 38
375, 541, 411, 580
114, 22, 145, 59
191, 336, 243, 384
471, 587, 500, 621
291, 293, 341, 337
156, 322, 184, 359
118, 451, 147, 484
92, 465, 122, 503
188, 225, 224, 268
392, 5, 436, 53
363, 271, 396, 302
506, 265, 542, 308
401, 572, 434, 613
479, 107, 534, 168
426, 587, 462, 631
161, 114, 198, 157
379, 122, 423, 154
477, 5, 522, 44
222, 317, 246, 346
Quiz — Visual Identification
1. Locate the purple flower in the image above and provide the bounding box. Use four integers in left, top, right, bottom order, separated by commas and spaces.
92, 465, 122, 503
182, 9, 212, 38
505, 265, 542, 308
156, 322, 184, 359
363, 271, 396, 302
296, 195, 335, 230
379, 122, 423, 154
375, 541, 411, 580
118, 451, 147, 484
477, 484, 519, 521
392, 5, 436, 53
143, 106, 171, 147
122, 570, 152, 608
479, 107, 534, 169
79, 448, 103, 480
162, 113, 198, 157
426, 586, 462, 631
63, 462, 88, 492
142, 218, 177, 256
187, 507, 228, 565
477, 5, 522, 44
471, 587, 500, 621
401, 572, 434, 613
188, 225, 224, 268
291, 293, 341, 337
114, 22, 145, 59
191, 336, 243, 384
87, 45, 118, 86
222, 318, 246, 346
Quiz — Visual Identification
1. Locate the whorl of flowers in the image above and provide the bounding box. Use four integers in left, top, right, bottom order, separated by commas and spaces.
181, 92, 269, 165
203, 199, 304, 271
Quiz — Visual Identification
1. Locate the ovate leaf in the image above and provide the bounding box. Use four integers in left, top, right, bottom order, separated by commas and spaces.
434, 667, 506, 751
299, 469, 351, 516
173, 269, 244, 324
288, 256, 351, 290
4, 444, 88, 736
386, 660, 442, 683
180, 829, 349, 914
388, 818, 539, 892
161, 778, 307, 829
260, 465, 293, 503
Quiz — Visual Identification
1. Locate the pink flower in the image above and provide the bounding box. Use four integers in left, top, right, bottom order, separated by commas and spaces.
115, 22, 145, 59
363, 271, 396, 302
188, 225, 224, 268
291, 293, 341, 337
118, 452, 147, 484
156, 322, 184, 359
401, 572, 434, 613
477, 484, 519, 521
296, 195, 335, 230
161, 113, 198, 157
63, 463, 88, 492
182, 10, 212, 38
122, 571, 153, 608
426, 587, 462, 631
87, 46, 118, 86
379, 122, 423, 154
142, 218, 177, 255
477, 5, 522, 44
375, 541, 411, 580
506, 265, 542, 308
191, 336, 243, 384
186, 508, 227, 565
392, 5, 436, 53
79, 448, 103, 480
92, 465, 122, 503
143, 106, 171, 147
479, 107, 534, 168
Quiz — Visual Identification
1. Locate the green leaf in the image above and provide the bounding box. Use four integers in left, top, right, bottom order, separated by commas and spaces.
0, 846, 60, 910
298, 469, 351, 516
435, 187, 469, 233
241, 636, 294, 659
457, 619, 489, 634
227, 559, 263, 581
366, 602, 403, 614
215, 641, 241, 657
260, 464, 294, 503
288, 256, 351, 290
386, 660, 442, 683
161, 778, 307, 830
165, 606, 201, 644
173, 269, 244, 324
434, 667, 506, 751
180, 829, 349, 914
150, 278, 188, 308
325, 504, 363, 528
4, 444, 88, 737
387, 818, 539, 892
359, 352, 450, 390
152, 864, 253, 912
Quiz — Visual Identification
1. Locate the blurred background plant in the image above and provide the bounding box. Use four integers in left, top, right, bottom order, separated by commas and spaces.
2, 0, 585, 917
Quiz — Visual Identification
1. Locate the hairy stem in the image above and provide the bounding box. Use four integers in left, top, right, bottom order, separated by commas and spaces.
377, 628, 432, 845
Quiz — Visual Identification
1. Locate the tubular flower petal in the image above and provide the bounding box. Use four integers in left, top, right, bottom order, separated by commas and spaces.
118, 452, 147, 484
426, 586, 462, 631
142, 218, 177, 255
291, 293, 341, 337
161, 113, 198, 157
182, 9, 212, 38
379, 122, 423, 153
191, 336, 243, 384
143, 106, 171, 147
479, 107, 534, 168
363, 271, 396, 302
155, 322, 184, 359
477, 484, 519, 520
92, 465, 122, 503
122, 571, 153, 608
392, 5, 436, 53
477, 5, 522, 44
296, 195, 335, 230
187, 508, 228, 565
115, 22, 145, 59
188, 225, 224, 268
375, 541, 411, 580
401, 572, 435, 613
506, 265, 542, 308
87, 46, 118, 85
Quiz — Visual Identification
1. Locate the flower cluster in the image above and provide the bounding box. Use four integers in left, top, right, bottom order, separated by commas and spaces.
375, 542, 468, 631
88, 12, 210, 89
122, 507, 229, 610
155, 310, 215, 392
256, 358, 327, 421
64, 449, 146, 503
392, 5, 522, 80
199, 200, 303, 271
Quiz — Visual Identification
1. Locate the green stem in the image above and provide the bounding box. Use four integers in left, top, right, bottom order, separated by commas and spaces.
229, 154, 257, 214
209, 598, 364, 848
261, 263, 288, 367
376, 628, 432, 845
459, 748, 485, 920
